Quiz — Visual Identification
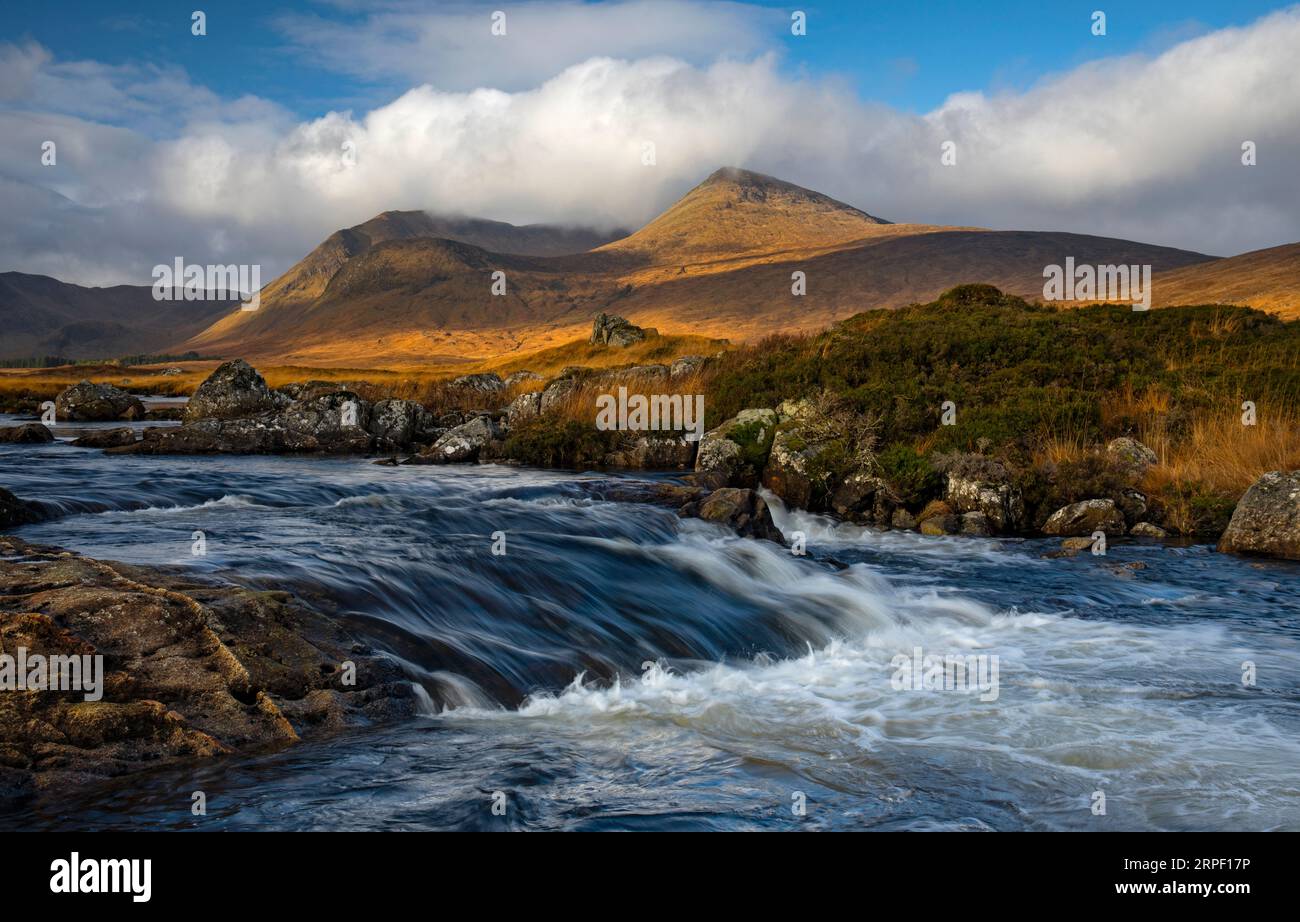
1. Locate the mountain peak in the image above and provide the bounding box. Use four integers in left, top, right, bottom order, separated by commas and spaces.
598, 167, 891, 263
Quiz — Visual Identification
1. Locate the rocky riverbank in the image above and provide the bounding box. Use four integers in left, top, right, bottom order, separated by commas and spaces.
0, 536, 418, 801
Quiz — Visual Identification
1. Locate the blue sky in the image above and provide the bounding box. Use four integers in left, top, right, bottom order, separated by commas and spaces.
2, 0, 1288, 120
2, 1, 1298, 283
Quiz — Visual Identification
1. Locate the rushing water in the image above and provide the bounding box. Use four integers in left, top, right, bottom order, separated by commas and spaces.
2, 415, 1299, 831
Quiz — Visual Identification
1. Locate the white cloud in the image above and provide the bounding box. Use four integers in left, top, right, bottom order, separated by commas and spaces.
2, 7, 1299, 287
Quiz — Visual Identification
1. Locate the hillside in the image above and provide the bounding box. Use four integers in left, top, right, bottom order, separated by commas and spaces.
0, 272, 236, 361
1152, 242, 1300, 318
176, 167, 1221, 366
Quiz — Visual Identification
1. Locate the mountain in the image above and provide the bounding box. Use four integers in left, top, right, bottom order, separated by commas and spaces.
0, 272, 237, 361
1151, 243, 1300, 318
176, 167, 1224, 365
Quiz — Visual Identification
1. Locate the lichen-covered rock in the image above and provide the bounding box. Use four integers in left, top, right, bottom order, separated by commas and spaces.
669, 355, 705, 378
422, 415, 502, 463
70, 427, 136, 449
1107, 437, 1159, 473
945, 474, 1024, 533
368, 399, 435, 452
540, 377, 580, 413
281, 391, 373, 452
761, 427, 832, 511
1042, 499, 1127, 537
0, 423, 53, 444
1130, 521, 1169, 538
0, 536, 416, 797
1217, 470, 1300, 560
184, 359, 280, 423
590, 313, 646, 347
54, 381, 145, 422
604, 435, 697, 469
689, 488, 783, 542
449, 373, 504, 393
695, 408, 777, 485
503, 371, 543, 388
506, 390, 543, 426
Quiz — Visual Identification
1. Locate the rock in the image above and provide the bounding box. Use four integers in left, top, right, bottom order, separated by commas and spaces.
604, 435, 697, 469
669, 355, 705, 378
1060, 537, 1095, 551
1042, 499, 1127, 537
945, 474, 1024, 533
920, 516, 958, 536
917, 500, 958, 535
70, 427, 136, 449
0, 536, 416, 794
115, 414, 288, 454
960, 511, 992, 536
503, 371, 543, 388
761, 426, 833, 511
776, 398, 813, 422
449, 373, 504, 393
1217, 470, 1300, 560
590, 313, 646, 348
539, 377, 580, 414
1107, 437, 1158, 473
695, 408, 777, 486
505, 391, 543, 426
422, 416, 502, 463
184, 360, 280, 423
1116, 487, 1149, 524
280, 392, 373, 452
0, 423, 53, 444
0, 488, 46, 529
54, 381, 145, 422
607, 364, 669, 384
891, 508, 917, 530
160, 367, 183, 376
1130, 521, 1169, 538
690, 488, 783, 541
830, 469, 896, 524
368, 399, 435, 452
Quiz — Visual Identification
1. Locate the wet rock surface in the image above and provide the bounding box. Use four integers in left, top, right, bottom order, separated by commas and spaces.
0, 536, 417, 800
0, 423, 53, 444
1218, 470, 1300, 560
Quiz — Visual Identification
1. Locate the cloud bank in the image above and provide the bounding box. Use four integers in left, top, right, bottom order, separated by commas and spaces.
1, 6, 1298, 287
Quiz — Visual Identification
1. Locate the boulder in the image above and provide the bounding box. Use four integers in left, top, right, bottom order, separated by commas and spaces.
1042, 499, 1127, 537
890, 508, 918, 530
690, 488, 783, 542
184, 359, 280, 422
669, 355, 706, 379
449, 373, 504, 394
604, 435, 697, 469
280, 392, 373, 452
1116, 487, 1149, 524
1217, 470, 1300, 560
1107, 437, 1158, 474
695, 408, 777, 485
422, 416, 502, 463
369, 399, 435, 452
830, 469, 897, 524
505, 391, 543, 426
590, 313, 646, 347
761, 427, 831, 511
0, 488, 45, 529
503, 371, 544, 388
71, 427, 136, 449
1130, 521, 1169, 538
0, 423, 53, 444
54, 381, 145, 422
116, 415, 288, 454
960, 511, 993, 536
945, 474, 1024, 533
539, 377, 580, 413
